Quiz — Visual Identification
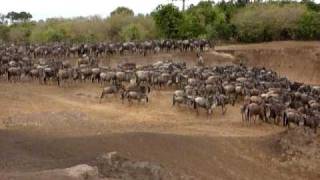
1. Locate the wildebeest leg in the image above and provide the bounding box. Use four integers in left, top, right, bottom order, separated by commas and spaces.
38, 77, 42, 84
128, 96, 132, 104
121, 94, 125, 104
275, 116, 280, 125
246, 109, 251, 125
43, 77, 47, 85
283, 114, 287, 127
222, 105, 227, 115
193, 103, 199, 115
99, 92, 105, 104
241, 111, 244, 124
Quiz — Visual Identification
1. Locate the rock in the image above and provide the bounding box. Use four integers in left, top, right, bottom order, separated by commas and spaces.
97, 152, 169, 180
64, 164, 99, 179
97, 152, 128, 178
1, 164, 101, 180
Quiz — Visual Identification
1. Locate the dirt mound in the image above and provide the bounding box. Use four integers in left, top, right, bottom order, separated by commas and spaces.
278, 127, 320, 171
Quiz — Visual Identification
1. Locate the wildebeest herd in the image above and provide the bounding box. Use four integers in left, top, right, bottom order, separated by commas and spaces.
0, 41, 319, 134
0, 39, 212, 59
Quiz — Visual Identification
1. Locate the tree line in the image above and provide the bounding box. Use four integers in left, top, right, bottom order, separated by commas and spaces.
0, 0, 319, 43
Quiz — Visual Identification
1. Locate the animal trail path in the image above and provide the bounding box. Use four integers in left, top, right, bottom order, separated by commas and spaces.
34, 84, 285, 138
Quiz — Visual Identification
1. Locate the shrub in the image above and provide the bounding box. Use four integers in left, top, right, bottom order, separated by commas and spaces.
231, 3, 307, 42
0, 25, 9, 42
152, 4, 183, 39
297, 11, 320, 40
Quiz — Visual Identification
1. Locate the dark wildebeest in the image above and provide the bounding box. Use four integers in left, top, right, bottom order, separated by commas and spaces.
304, 115, 319, 133
245, 103, 266, 125
7, 67, 22, 82
283, 109, 304, 128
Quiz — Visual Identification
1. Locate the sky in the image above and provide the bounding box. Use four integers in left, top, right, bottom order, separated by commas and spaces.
0, 0, 202, 20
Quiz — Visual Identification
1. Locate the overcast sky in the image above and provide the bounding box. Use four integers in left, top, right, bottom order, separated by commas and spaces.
0, 0, 202, 20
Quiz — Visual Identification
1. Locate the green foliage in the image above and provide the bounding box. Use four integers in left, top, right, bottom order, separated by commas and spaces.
0, 25, 9, 41
216, 1, 239, 22
179, 13, 201, 38
6, 11, 32, 23
8, 22, 34, 42
120, 24, 142, 41
1, 2, 320, 43
183, 1, 225, 38
302, 0, 320, 12
29, 10, 157, 43
111, 7, 134, 16
231, 3, 307, 42
297, 11, 320, 40
152, 4, 183, 39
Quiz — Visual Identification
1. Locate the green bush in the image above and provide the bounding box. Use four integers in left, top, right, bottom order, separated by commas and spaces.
27, 12, 157, 43
0, 25, 9, 42
231, 3, 307, 42
8, 23, 34, 42
297, 11, 320, 40
1, 2, 320, 43
152, 4, 183, 39
120, 24, 143, 41
182, 2, 228, 39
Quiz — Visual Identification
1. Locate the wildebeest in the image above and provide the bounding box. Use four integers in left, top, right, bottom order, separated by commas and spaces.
121, 91, 149, 104
7, 67, 22, 82
304, 115, 319, 133
283, 109, 304, 127
99, 83, 124, 103
193, 96, 217, 116
245, 103, 266, 124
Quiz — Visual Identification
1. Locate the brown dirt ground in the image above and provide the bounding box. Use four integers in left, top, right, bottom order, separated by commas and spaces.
0, 41, 319, 180
216, 41, 320, 85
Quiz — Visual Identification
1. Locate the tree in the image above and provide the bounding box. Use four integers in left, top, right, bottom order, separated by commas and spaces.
6, 11, 32, 24
6, 11, 19, 24
120, 24, 143, 41
18, 11, 32, 22
302, 0, 320, 12
181, 1, 229, 39
231, 3, 307, 42
0, 14, 6, 24
111, 7, 134, 16
172, 0, 187, 11
297, 11, 320, 39
152, 4, 183, 38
